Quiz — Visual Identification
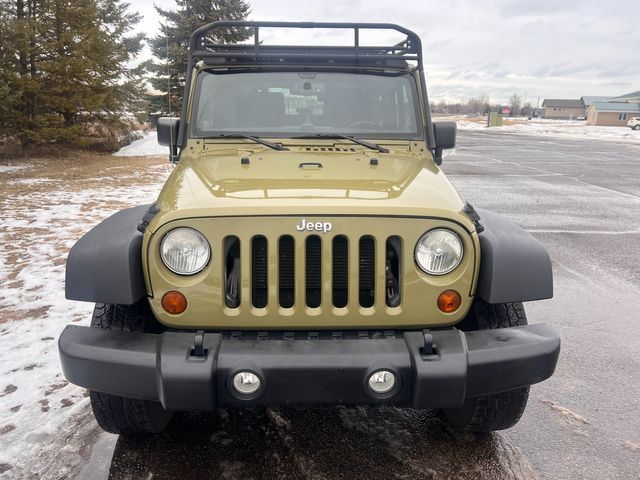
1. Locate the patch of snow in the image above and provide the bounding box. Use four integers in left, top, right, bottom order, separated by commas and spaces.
0, 160, 172, 478
455, 119, 640, 143
455, 120, 488, 131
113, 131, 169, 157
0, 165, 29, 174
11, 178, 56, 186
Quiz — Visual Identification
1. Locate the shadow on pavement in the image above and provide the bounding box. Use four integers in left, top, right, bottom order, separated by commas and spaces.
106, 406, 536, 479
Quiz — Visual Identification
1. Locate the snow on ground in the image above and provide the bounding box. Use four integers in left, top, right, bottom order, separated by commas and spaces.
115, 123, 640, 152
0, 155, 172, 479
113, 130, 168, 157
453, 117, 640, 142
0, 165, 29, 174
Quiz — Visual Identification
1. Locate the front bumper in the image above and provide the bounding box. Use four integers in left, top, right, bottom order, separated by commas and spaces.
58, 324, 560, 411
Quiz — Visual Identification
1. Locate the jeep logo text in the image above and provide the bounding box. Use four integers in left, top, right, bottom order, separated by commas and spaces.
296, 219, 333, 234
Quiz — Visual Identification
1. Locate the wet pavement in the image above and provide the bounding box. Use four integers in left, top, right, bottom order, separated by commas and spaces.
71, 132, 640, 479
106, 408, 535, 480
447, 131, 640, 480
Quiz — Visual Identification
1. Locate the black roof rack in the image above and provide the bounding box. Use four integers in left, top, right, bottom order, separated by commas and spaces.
178, 21, 435, 149
189, 21, 424, 67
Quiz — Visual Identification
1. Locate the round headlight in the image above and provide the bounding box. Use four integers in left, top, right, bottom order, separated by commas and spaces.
160, 228, 210, 275
415, 229, 463, 275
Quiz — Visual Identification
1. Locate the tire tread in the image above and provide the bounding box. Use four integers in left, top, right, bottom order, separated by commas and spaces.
88, 301, 172, 436
442, 300, 530, 432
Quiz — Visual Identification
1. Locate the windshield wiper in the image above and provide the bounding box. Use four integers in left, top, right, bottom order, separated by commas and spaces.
292, 134, 389, 153
210, 134, 289, 151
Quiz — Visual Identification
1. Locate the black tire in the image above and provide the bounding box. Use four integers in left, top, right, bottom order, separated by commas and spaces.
633, 125, 640, 130
88, 301, 173, 436
441, 300, 530, 432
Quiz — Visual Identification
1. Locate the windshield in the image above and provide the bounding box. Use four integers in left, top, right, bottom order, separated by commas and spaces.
191, 71, 422, 140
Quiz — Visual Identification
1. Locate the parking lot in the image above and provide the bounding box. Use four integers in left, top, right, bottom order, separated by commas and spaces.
1, 130, 639, 479
105, 131, 640, 480
446, 131, 640, 479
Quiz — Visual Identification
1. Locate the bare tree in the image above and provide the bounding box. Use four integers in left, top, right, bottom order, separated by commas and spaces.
466, 95, 490, 115
509, 94, 523, 116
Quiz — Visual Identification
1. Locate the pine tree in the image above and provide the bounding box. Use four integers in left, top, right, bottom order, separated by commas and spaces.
0, 3, 21, 134
0, 0, 40, 138
0, 0, 146, 147
147, 0, 251, 118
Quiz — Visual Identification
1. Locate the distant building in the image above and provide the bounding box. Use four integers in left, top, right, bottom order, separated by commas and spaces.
541, 99, 585, 119
586, 89, 640, 126
586, 102, 640, 126
580, 96, 611, 107
608, 90, 640, 103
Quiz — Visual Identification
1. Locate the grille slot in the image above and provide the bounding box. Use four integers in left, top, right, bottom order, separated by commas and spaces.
359, 236, 376, 308
305, 235, 322, 308
278, 235, 295, 308
251, 236, 268, 308
386, 236, 402, 308
224, 236, 241, 308
332, 235, 349, 308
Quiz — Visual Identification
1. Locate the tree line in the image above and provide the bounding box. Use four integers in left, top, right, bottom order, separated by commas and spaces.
0, 0, 249, 150
432, 94, 534, 117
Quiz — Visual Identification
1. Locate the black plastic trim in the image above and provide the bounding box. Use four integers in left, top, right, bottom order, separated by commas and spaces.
137, 203, 160, 233
65, 206, 149, 305
476, 209, 553, 303
59, 323, 560, 411
463, 202, 484, 233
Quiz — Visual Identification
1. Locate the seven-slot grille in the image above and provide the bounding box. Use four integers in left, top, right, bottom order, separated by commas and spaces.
226, 234, 403, 311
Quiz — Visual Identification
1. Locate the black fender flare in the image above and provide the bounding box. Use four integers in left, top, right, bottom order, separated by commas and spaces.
475, 209, 553, 304
65, 205, 153, 305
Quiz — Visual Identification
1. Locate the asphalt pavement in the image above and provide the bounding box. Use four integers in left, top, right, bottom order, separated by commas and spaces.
447, 131, 640, 480
98, 130, 640, 480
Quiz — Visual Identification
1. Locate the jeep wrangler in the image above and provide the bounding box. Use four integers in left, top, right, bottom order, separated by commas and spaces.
59, 21, 560, 436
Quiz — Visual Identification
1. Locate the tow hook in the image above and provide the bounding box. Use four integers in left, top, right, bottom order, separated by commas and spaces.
420, 330, 438, 359
190, 330, 207, 358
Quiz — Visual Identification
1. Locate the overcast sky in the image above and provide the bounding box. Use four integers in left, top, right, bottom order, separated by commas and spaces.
134, 0, 640, 104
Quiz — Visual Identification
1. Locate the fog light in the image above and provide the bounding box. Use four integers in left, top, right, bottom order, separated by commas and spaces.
232, 371, 261, 396
368, 370, 396, 394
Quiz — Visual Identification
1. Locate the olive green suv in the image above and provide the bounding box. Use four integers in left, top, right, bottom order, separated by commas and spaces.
59, 21, 560, 436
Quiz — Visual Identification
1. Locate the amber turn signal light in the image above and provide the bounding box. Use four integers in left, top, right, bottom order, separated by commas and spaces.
437, 290, 461, 313
162, 291, 187, 315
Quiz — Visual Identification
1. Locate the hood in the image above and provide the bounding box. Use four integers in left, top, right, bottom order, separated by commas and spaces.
151, 146, 469, 230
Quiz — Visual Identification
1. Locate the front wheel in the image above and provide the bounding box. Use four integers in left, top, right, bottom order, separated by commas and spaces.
88, 302, 173, 436
633, 125, 640, 130
441, 300, 530, 432
90, 391, 174, 436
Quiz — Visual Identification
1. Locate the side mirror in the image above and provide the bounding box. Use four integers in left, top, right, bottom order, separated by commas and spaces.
157, 117, 180, 163
432, 121, 457, 166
